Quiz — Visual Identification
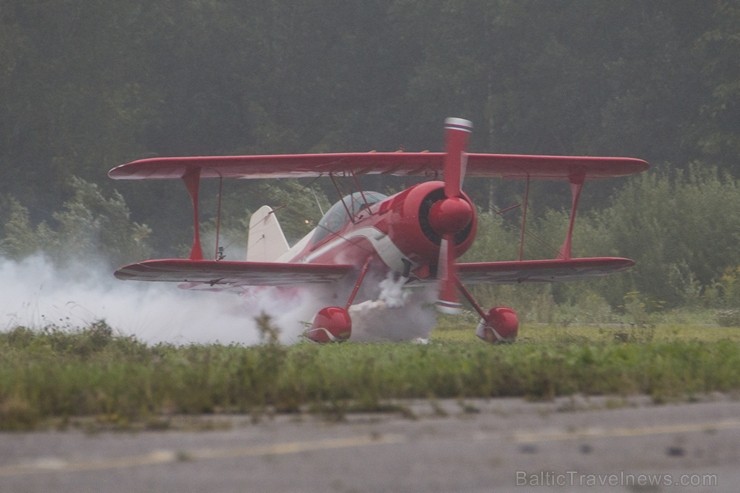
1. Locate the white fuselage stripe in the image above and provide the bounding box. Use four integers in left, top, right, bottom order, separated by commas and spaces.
299, 227, 413, 273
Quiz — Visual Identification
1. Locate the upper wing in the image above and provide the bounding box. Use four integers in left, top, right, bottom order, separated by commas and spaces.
109, 153, 647, 181
115, 259, 353, 287
457, 257, 634, 284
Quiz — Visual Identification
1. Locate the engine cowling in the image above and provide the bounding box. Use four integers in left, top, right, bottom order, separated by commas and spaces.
475, 307, 519, 344
376, 182, 477, 269
305, 306, 352, 343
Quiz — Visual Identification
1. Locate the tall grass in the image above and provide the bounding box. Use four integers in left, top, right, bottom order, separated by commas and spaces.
1, 321, 739, 430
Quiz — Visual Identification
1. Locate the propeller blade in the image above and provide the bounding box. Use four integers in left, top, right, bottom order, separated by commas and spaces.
435, 118, 472, 313
443, 117, 472, 198
436, 235, 461, 314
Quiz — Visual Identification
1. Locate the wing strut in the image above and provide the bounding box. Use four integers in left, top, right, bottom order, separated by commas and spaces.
214, 176, 224, 260
518, 175, 531, 261
558, 172, 585, 260
182, 167, 204, 260
345, 257, 373, 309
329, 173, 356, 224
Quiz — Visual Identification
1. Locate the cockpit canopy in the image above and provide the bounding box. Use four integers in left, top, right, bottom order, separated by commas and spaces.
311, 191, 387, 245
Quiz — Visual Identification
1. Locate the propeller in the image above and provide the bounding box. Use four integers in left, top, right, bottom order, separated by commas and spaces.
430, 118, 474, 314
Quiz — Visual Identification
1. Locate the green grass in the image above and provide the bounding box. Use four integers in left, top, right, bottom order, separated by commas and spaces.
1, 321, 739, 430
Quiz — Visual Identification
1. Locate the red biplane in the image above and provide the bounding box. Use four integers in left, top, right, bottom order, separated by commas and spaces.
109, 118, 647, 343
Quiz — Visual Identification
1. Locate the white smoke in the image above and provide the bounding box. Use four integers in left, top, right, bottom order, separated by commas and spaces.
0, 256, 438, 345
378, 272, 410, 307
349, 271, 437, 342
0, 254, 322, 345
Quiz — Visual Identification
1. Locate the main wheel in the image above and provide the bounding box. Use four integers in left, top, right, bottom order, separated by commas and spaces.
476, 307, 518, 344
305, 306, 352, 343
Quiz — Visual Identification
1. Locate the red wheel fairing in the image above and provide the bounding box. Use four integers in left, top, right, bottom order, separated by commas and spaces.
305, 306, 352, 343
476, 307, 519, 343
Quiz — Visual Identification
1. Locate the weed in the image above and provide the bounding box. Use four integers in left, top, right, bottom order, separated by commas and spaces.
716, 309, 740, 327
620, 291, 663, 327
255, 313, 281, 345
0, 395, 40, 431
2, 322, 740, 430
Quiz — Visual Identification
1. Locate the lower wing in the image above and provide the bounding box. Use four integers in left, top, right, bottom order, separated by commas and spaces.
114, 259, 353, 287
457, 257, 634, 284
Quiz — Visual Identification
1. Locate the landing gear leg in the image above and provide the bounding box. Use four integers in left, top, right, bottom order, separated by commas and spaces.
457, 282, 519, 344
304, 257, 372, 343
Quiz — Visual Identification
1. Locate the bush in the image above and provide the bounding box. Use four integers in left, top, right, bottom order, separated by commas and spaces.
716, 310, 740, 327
1, 177, 151, 267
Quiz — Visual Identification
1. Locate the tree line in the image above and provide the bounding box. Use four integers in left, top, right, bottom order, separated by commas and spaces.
0, 0, 738, 312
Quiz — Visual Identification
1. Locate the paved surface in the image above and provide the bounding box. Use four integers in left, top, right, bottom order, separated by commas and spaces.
1, 396, 738, 492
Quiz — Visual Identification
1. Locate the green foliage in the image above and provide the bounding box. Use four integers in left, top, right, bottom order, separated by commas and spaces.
461, 211, 517, 261
463, 166, 739, 314
716, 309, 740, 328
252, 181, 330, 244
2, 323, 740, 430
0, 197, 41, 259
1, 1, 737, 240
599, 166, 740, 307
693, 1, 740, 166
1, 177, 151, 266
718, 267, 740, 308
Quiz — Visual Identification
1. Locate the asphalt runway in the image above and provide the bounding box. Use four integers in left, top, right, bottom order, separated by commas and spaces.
1, 396, 738, 492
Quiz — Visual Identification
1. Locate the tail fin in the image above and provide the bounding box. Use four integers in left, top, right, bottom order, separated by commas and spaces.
247, 206, 290, 262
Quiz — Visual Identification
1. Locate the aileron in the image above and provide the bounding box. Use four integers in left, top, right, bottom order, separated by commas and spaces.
115, 259, 354, 286
458, 258, 634, 284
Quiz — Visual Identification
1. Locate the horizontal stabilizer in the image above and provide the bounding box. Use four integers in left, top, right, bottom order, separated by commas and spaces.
457, 257, 635, 284
115, 259, 353, 287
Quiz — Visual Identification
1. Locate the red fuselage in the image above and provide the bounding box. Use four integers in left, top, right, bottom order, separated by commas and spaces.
290, 181, 478, 281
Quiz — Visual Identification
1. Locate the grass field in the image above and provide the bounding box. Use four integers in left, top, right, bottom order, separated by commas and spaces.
1, 320, 739, 431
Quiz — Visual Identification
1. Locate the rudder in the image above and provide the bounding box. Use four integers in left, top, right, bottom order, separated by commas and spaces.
247, 206, 290, 262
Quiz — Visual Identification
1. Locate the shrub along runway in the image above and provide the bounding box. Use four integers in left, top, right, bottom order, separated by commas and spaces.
1, 322, 740, 430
